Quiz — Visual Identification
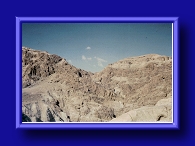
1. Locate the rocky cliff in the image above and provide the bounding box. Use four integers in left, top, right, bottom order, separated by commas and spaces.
22, 47, 172, 122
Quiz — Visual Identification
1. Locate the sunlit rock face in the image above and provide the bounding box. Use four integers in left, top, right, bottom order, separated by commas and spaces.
22, 47, 172, 122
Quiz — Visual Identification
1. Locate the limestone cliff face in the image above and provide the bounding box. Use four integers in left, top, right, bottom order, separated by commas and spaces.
22, 47, 117, 122
92, 54, 172, 117
22, 47, 172, 122
22, 47, 87, 88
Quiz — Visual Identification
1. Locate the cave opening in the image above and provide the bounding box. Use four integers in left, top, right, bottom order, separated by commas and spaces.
78, 72, 82, 77
56, 100, 60, 107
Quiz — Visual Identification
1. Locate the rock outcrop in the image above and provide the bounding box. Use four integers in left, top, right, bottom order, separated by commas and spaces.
91, 54, 172, 117
109, 98, 172, 122
22, 47, 172, 122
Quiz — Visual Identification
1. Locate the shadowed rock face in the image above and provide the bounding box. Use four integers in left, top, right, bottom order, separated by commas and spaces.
22, 47, 172, 122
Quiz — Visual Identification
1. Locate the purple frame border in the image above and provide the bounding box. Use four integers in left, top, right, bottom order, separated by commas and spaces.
16, 17, 179, 129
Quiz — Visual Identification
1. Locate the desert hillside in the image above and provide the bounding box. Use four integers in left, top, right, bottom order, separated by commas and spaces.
22, 47, 172, 122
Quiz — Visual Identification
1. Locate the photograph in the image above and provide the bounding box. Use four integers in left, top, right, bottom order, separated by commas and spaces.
21, 22, 173, 123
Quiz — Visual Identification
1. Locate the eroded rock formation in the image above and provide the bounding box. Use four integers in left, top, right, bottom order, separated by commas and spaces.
22, 47, 172, 122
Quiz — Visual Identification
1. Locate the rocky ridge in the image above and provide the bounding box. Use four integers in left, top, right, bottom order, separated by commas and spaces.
22, 47, 172, 122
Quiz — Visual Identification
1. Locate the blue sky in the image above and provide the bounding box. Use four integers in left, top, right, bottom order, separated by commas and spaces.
22, 23, 172, 73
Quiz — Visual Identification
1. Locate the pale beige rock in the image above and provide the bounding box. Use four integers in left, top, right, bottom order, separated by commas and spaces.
155, 98, 172, 106
22, 47, 172, 122
109, 98, 172, 122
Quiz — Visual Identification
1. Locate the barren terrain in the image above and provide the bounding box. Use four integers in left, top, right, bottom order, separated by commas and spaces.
22, 47, 172, 122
